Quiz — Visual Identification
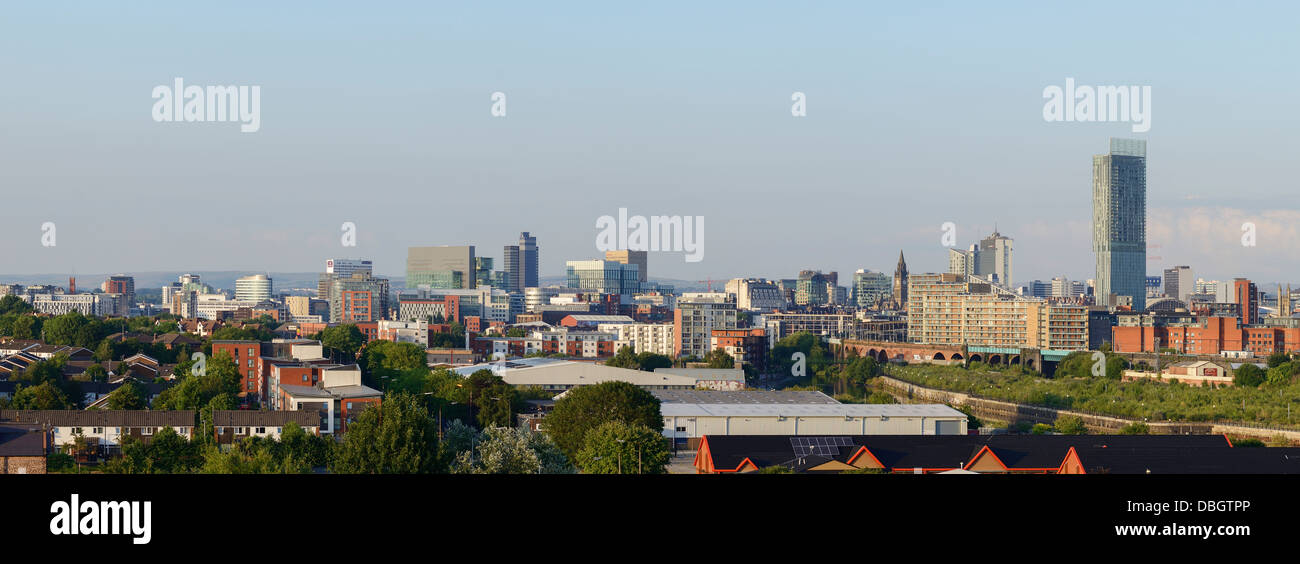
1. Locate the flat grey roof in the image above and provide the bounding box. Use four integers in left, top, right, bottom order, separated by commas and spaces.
651, 390, 839, 405
659, 403, 967, 419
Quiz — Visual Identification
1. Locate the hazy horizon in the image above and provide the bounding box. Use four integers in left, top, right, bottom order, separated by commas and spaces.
3, 2, 1297, 286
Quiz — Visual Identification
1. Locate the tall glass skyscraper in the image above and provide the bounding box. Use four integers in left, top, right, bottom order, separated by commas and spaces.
503, 232, 538, 292
1092, 138, 1147, 311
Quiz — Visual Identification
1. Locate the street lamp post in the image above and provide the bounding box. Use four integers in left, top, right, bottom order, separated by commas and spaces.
616, 438, 625, 474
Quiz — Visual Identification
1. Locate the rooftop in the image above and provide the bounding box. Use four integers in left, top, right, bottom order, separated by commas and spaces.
660, 403, 966, 418
651, 389, 839, 405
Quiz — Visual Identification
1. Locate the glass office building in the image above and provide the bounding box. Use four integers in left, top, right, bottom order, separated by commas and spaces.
565, 259, 640, 295
1092, 138, 1147, 311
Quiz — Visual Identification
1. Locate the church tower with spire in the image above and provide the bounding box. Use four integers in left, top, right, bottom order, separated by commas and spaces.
892, 250, 909, 310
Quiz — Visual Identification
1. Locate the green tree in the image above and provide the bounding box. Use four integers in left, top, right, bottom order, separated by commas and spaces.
11, 315, 40, 339
42, 311, 90, 346
0, 295, 33, 315
147, 426, 199, 473
153, 352, 241, 410
330, 391, 443, 474
704, 348, 736, 369
359, 340, 429, 390
864, 391, 897, 404
544, 381, 663, 459
451, 426, 541, 474
1054, 415, 1087, 435
10, 381, 72, 409
575, 421, 670, 474
106, 381, 147, 409
454, 370, 516, 428
320, 324, 364, 362
1234, 364, 1266, 388
758, 465, 795, 474
605, 345, 640, 369
1118, 422, 1150, 435
1267, 351, 1291, 368
82, 364, 109, 383
1104, 355, 1128, 380
103, 427, 200, 474
635, 352, 673, 372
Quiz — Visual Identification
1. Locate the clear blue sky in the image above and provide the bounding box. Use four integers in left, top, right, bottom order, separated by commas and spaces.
1, 1, 1297, 285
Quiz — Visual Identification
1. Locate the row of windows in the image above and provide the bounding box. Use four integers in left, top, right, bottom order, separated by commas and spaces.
68, 426, 187, 435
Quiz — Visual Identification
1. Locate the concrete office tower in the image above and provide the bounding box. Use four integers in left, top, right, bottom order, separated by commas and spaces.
948, 246, 976, 278
102, 275, 135, 307
1163, 266, 1193, 304
977, 230, 1013, 287
235, 274, 273, 302
328, 272, 391, 323
605, 250, 648, 283
320, 259, 375, 298
407, 246, 476, 289
674, 293, 738, 359
795, 270, 830, 306
504, 232, 539, 293
326, 259, 373, 278
161, 282, 181, 306
726, 278, 786, 311
1092, 138, 1147, 311
948, 232, 1013, 287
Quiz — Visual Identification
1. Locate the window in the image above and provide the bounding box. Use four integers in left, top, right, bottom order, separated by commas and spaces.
347, 402, 353, 410
302, 375, 309, 382
93, 427, 103, 434
255, 427, 266, 434
247, 359, 254, 368
248, 347, 254, 356
73, 427, 83, 434
143, 427, 154, 435
276, 427, 282, 434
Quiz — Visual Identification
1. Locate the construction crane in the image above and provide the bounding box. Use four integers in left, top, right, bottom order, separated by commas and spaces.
696, 279, 720, 292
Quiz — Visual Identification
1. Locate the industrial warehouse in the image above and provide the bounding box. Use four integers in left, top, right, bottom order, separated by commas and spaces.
660, 399, 967, 449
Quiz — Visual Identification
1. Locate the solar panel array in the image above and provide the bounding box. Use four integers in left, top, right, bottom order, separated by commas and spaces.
790, 436, 854, 458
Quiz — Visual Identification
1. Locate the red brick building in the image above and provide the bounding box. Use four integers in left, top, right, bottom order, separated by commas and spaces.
1112, 316, 1300, 356
710, 328, 769, 372
211, 340, 263, 404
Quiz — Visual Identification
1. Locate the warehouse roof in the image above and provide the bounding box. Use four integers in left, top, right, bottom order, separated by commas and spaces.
660, 403, 966, 418
653, 368, 745, 383
651, 390, 838, 405
454, 359, 713, 388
